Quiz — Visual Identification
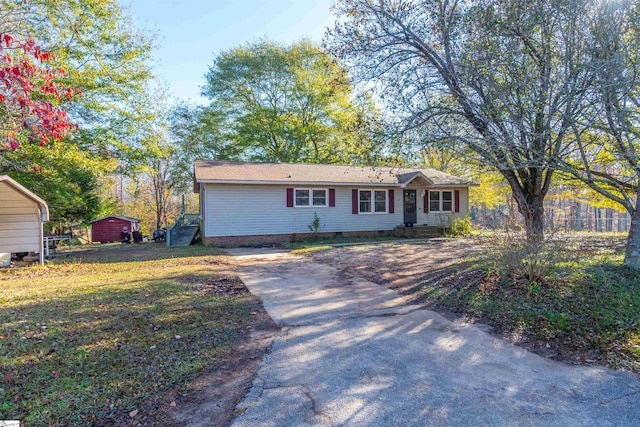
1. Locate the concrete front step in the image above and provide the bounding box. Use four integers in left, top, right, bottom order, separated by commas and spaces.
394, 225, 444, 238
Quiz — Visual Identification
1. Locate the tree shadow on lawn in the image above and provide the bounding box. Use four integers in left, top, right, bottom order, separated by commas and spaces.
55, 242, 222, 265
0, 267, 271, 426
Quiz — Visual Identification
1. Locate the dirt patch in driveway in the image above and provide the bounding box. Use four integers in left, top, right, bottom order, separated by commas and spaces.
308, 239, 483, 303
305, 239, 631, 368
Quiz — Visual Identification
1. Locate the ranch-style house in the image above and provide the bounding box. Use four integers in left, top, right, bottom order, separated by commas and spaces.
194, 160, 476, 246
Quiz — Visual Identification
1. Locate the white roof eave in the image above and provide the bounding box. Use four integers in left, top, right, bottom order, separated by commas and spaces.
0, 175, 49, 222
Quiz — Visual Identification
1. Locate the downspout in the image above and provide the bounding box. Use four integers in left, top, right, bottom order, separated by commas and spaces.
200, 184, 205, 240
39, 207, 44, 266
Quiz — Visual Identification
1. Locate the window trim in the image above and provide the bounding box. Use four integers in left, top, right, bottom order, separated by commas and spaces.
358, 189, 388, 214
294, 188, 328, 208
428, 190, 454, 212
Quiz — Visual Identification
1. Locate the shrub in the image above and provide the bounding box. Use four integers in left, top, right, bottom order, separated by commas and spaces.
494, 232, 576, 285
447, 216, 473, 237
308, 212, 322, 236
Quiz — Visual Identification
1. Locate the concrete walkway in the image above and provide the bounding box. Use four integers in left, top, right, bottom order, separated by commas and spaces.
227, 248, 640, 426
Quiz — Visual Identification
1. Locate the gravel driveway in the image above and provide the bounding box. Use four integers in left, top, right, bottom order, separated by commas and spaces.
226, 246, 640, 426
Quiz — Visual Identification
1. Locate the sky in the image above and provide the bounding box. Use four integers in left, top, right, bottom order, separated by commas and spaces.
127, 0, 337, 104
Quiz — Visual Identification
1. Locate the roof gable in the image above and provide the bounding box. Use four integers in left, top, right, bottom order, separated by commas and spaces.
396, 171, 434, 186
0, 175, 49, 221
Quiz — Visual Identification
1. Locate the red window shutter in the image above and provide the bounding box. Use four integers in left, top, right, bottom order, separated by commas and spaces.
352, 189, 358, 214
388, 190, 394, 213
424, 191, 429, 213
329, 189, 336, 207
454, 190, 460, 213
286, 188, 294, 207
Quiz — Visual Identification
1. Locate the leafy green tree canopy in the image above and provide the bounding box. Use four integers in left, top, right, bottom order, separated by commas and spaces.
201, 38, 377, 164
0, 0, 157, 224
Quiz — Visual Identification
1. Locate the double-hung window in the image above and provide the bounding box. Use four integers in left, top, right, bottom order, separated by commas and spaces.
295, 188, 327, 207
429, 190, 453, 212
359, 190, 387, 213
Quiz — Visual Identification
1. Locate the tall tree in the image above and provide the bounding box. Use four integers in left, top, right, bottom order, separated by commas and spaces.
0, 0, 156, 224
168, 102, 237, 192
201, 38, 377, 164
329, 0, 596, 242
1, 0, 155, 153
142, 139, 176, 231
555, 2, 640, 269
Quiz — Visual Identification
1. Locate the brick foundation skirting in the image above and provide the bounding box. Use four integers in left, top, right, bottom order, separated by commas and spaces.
203, 230, 394, 247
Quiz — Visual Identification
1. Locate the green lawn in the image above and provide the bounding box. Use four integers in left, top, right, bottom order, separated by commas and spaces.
418, 233, 640, 371
0, 243, 258, 426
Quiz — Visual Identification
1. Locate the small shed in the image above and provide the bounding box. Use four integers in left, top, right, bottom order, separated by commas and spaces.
91, 216, 141, 243
0, 175, 49, 265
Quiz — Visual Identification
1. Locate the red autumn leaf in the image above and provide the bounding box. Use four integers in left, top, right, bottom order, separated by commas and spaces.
0, 34, 79, 147
3, 34, 14, 48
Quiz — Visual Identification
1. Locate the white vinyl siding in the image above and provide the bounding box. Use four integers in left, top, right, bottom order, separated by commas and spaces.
202, 183, 470, 237
204, 184, 402, 237
0, 182, 42, 253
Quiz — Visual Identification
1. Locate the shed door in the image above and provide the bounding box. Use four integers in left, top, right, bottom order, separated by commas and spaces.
403, 190, 417, 225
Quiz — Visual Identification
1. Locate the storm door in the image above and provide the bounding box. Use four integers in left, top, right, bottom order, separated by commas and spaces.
403, 190, 417, 225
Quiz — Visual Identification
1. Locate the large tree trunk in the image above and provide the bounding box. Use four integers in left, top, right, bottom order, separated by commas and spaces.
624, 198, 640, 270
501, 169, 548, 243
155, 209, 162, 231
512, 191, 545, 243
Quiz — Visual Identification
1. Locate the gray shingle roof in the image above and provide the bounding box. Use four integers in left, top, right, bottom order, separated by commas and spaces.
194, 160, 475, 187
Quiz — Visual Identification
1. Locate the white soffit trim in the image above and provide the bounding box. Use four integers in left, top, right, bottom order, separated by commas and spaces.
196, 179, 402, 187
